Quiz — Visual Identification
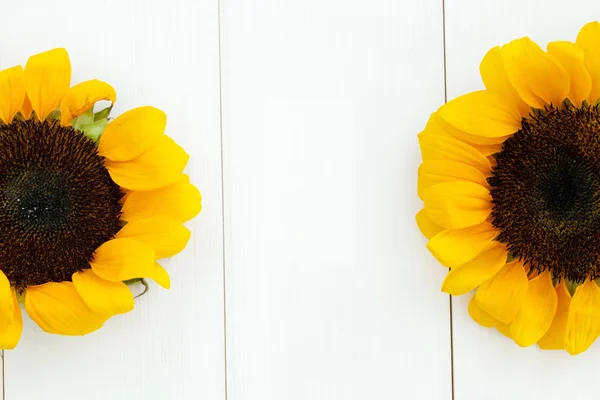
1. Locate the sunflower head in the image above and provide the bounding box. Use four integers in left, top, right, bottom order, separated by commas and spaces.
417, 21, 600, 355
0, 48, 201, 348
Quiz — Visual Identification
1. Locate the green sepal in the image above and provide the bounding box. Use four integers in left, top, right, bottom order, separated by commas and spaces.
72, 109, 94, 131
506, 252, 518, 263
15, 289, 26, 305
71, 106, 112, 142
124, 278, 150, 299
123, 278, 143, 286
94, 105, 112, 122
566, 279, 579, 296
47, 110, 61, 121
81, 119, 109, 142
562, 98, 574, 109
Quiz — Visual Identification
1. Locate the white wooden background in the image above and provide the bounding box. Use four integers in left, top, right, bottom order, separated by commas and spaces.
0, 0, 598, 399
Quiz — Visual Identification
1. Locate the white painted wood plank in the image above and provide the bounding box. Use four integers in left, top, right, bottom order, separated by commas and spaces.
221, 1, 451, 399
0, 1, 224, 399
446, 3, 600, 399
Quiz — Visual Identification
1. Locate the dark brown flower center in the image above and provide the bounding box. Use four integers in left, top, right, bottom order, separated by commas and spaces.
489, 103, 600, 283
0, 119, 122, 290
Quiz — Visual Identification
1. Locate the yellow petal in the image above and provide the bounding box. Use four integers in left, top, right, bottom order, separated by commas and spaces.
24, 48, 71, 121
418, 132, 491, 174
427, 113, 509, 147
24, 282, 107, 335
496, 323, 512, 338
98, 106, 166, 161
502, 37, 569, 108
546, 41, 592, 106
576, 21, 600, 104
152, 262, 171, 289
116, 217, 191, 259
20, 94, 33, 120
468, 295, 499, 328
423, 181, 492, 229
90, 238, 155, 282
565, 278, 600, 355
471, 143, 503, 157
509, 271, 558, 347
72, 269, 134, 317
538, 280, 571, 350
441, 241, 507, 296
416, 209, 444, 240
423, 112, 455, 138
418, 160, 488, 199
480, 46, 530, 116
0, 66, 25, 124
427, 221, 498, 268
475, 260, 528, 324
437, 90, 521, 140
60, 80, 116, 125
0, 271, 14, 331
0, 289, 22, 349
120, 176, 201, 224
105, 135, 189, 191
422, 112, 508, 147
454, 133, 512, 147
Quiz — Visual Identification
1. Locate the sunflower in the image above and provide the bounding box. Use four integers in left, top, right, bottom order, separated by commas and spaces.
417, 21, 600, 355
0, 48, 201, 348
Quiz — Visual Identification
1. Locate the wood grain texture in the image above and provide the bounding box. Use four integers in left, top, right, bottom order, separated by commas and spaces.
0, 1, 224, 399
446, 3, 600, 399
220, 0, 451, 399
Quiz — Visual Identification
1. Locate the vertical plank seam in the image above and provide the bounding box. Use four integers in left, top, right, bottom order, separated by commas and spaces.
441, 0, 455, 399
217, 0, 229, 398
